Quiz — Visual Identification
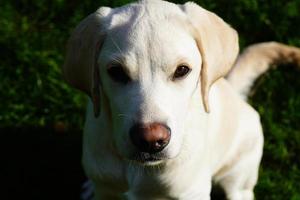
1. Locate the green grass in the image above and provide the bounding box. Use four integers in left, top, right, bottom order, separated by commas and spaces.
250, 65, 300, 199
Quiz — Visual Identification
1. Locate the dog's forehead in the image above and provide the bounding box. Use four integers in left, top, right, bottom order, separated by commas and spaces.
106, 0, 186, 28
101, 0, 199, 70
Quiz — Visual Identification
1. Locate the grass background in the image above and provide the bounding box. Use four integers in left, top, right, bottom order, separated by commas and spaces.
0, 0, 299, 199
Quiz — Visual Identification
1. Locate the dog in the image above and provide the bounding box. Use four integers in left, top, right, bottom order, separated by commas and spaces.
63, 0, 300, 199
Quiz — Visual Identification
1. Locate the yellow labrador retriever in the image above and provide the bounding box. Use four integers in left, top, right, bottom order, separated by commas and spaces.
63, 0, 300, 199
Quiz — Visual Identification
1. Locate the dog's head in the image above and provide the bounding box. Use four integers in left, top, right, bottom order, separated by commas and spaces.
63, 0, 238, 165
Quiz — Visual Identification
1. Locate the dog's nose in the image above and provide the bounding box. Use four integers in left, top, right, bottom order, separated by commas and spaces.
130, 123, 171, 154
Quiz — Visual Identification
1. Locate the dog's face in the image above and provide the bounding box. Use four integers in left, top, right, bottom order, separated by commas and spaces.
63, 0, 239, 165
99, 8, 202, 163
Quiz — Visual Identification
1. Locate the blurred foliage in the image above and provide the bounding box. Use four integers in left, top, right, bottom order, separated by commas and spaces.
249, 65, 300, 199
0, 0, 299, 198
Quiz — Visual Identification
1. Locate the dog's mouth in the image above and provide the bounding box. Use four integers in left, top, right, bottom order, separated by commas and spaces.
128, 152, 168, 166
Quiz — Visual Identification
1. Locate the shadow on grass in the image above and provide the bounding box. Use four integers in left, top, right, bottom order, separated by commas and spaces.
1, 126, 85, 200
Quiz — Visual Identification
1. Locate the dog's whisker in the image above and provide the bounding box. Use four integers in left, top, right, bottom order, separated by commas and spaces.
110, 37, 124, 56
117, 113, 134, 120
110, 56, 123, 64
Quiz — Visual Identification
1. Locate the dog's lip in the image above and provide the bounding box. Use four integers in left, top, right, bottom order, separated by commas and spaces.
128, 152, 167, 165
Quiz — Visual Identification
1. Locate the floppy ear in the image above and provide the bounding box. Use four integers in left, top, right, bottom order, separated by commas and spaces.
182, 2, 239, 112
63, 7, 111, 117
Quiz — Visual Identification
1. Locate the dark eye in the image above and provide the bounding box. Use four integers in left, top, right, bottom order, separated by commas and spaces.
173, 65, 191, 80
107, 64, 130, 84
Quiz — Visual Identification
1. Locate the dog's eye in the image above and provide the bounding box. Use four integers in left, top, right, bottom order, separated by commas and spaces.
173, 65, 191, 80
107, 64, 130, 84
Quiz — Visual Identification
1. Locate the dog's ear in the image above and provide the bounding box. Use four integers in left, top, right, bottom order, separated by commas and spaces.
63, 7, 111, 117
182, 2, 239, 112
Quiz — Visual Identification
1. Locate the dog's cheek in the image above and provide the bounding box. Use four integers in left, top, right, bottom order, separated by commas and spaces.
109, 109, 132, 156
162, 104, 188, 157
164, 88, 198, 157
110, 98, 140, 157
165, 124, 184, 158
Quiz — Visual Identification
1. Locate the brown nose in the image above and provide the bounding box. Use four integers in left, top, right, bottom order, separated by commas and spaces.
129, 122, 171, 154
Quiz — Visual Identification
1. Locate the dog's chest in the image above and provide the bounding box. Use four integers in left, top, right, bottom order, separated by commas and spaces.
95, 162, 179, 198
125, 166, 180, 199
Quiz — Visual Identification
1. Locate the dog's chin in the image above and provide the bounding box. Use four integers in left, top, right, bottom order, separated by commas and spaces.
127, 152, 168, 166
